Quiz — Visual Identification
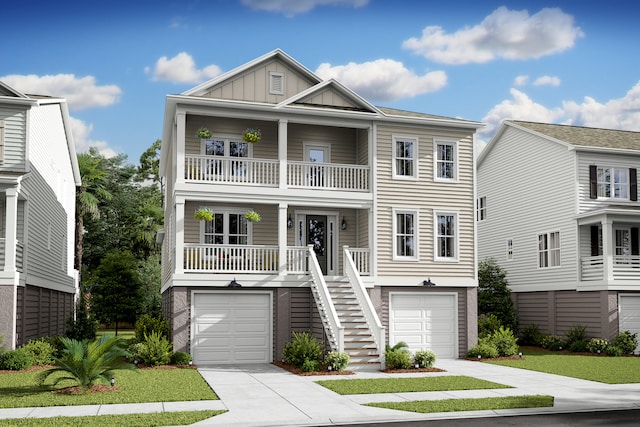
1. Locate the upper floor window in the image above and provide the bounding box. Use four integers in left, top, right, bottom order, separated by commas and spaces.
434, 139, 457, 181
0, 119, 4, 162
589, 165, 637, 201
392, 136, 418, 179
435, 211, 458, 261
393, 208, 418, 260
201, 208, 250, 245
202, 136, 251, 178
538, 231, 560, 268
476, 196, 486, 221
269, 72, 284, 95
506, 239, 513, 261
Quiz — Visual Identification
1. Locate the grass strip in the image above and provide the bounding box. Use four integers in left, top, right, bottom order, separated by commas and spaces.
486, 352, 640, 384
0, 410, 225, 426
316, 376, 511, 395
366, 395, 554, 413
0, 368, 217, 408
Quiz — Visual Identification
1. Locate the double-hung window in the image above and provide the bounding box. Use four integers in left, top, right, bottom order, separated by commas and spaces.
202, 209, 249, 245
435, 211, 458, 261
538, 231, 560, 268
393, 208, 418, 260
392, 136, 418, 179
597, 167, 628, 199
434, 139, 457, 181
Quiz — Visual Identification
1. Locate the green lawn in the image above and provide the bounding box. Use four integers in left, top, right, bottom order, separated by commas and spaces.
0, 368, 217, 408
0, 410, 224, 427
96, 329, 135, 340
486, 349, 640, 384
316, 376, 511, 395
367, 395, 554, 414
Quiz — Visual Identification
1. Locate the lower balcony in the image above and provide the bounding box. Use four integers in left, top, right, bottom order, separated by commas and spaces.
581, 256, 640, 281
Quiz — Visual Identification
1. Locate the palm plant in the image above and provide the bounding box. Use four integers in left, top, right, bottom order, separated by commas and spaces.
38, 334, 136, 393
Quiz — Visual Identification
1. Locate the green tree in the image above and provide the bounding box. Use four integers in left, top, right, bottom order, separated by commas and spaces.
138, 254, 162, 317
478, 257, 518, 332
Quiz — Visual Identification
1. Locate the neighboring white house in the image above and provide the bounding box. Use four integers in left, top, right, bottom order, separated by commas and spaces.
159, 49, 482, 367
477, 120, 640, 341
0, 81, 81, 349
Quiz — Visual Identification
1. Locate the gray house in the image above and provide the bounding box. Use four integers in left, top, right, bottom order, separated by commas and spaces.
477, 120, 640, 344
159, 50, 481, 367
0, 81, 81, 349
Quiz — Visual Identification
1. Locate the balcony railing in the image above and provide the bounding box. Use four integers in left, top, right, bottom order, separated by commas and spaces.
287, 161, 369, 191
0, 239, 24, 272
581, 255, 640, 281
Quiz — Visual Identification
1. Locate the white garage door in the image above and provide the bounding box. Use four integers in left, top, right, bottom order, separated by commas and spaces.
192, 292, 271, 364
619, 294, 640, 354
389, 293, 458, 359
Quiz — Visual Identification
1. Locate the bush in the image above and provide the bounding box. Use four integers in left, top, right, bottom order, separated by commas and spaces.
135, 314, 170, 342
137, 331, 172, 366
282, 331, 322, 368
487, 326, 519, 356
540, 335, 564, 351
325, 351, 350, 371
413, 350, 436, 368
0, 348, 33, 370
65, 294, 97, 342
466, 342, 499, 359
478, 258, 518, 332
302, 359, 320, 372
127, 342, 147, 364
611, 331, 638, 354
586, 338, 608, 354
478, 313, 503, 339
605, 345, 623, 357
568, 340, 588, 353
21, 338, 56, 366
384, 341, 412, 369
170, 351, 192, 365
565, 324, 588, 346
518, 324, 543, 346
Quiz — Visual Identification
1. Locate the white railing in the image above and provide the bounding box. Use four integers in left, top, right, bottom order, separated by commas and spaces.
343, 246, 385, 360
581, 255, 640, 281
580, 256, 603, 281
308, 245, 344, 353
0, 239, 24, 272
184, 244, 279, 273
185, 155, 279, 186
286, 246, 308, 274
287, 161, 369, 191
348, 247, 370, 276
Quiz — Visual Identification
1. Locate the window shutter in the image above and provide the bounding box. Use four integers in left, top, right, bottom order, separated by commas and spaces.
630, 168, 637, 201
590, 225, 599, 257
632, 227, 639, 256
589, 165, 597, 199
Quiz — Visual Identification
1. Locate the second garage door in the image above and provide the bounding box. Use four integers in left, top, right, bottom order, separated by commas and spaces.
389, 293, 458, 359
191, 292, 271, 364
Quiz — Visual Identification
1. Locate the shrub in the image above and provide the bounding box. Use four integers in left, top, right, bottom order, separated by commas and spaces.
385, 348, 412, 369
325, 351, 350, 371
487, 326, 519, 356
21, 338, 56, 366
282, 331, 322, 368
565, 324, 588, 346
518, 324, 543, 346
586, 338, 608, 354
605, 345, 623, 357
135, 314, 170, 342
66, 293, 97, 342
137, 331, 172, 366
540, 335, 564, 351
302, 359, 320, 372
611, 331, 638, 354
127, 342, 147, 364
0, 348, 33, 370
478, 258, 518, 332
170, 351, 192, 365
478, 313, 503, 339
466, 342, 499, 359
568, 340, 588, 353
413, 350, 437, 368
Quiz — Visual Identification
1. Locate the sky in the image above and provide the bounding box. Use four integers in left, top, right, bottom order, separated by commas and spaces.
2, 0, 639, 163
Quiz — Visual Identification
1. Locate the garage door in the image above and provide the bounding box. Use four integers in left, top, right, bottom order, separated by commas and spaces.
619, 294, 640, 354
192, 292, 271, 364
389, 293, 457, 359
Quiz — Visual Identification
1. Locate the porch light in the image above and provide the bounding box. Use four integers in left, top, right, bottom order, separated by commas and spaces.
111, 377, 115, 387
341, 217, 347, 230
287, 215, 293, 229
228, 278, 242, 288
423, 278, 436, 287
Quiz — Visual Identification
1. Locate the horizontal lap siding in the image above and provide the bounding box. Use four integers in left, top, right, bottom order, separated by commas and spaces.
288, 124, 358, 164
555, 291, 603, 337
0, 106, 27, 170
20, 285, 73, 345
515, 292, 551, 331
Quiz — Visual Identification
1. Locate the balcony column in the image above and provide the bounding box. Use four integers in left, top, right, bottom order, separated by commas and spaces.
278, 119, 288, 189
4, 187, 18, 273
176, 112, 186, 184
602, 217, 614, 283
278, 203, 288, 275
175, 199, 185, 274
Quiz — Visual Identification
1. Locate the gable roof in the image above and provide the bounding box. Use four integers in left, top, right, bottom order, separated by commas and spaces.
277, 78, 381, 114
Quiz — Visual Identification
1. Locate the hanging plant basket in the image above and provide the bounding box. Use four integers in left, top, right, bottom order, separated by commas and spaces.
196, 127, 213, 139
242, 128, 261, 143
194, 208, 214, 221
244, 210, 261, 222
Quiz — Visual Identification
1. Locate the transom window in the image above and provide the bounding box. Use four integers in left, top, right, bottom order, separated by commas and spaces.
392, 136, 418, 179
597, 167, 628, 199
538, 231, 560, 268
393, 209, 417, 259
435, 211, 458, 261
202, 209, 249, 245
434, 139, 457, 181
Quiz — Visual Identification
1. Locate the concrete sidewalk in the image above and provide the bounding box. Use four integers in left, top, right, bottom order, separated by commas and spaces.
1, 359, 640, 426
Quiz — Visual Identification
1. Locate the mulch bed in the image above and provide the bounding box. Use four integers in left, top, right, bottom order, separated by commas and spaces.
273, 361, 446, 375
55, 384, 122, 394
381, 367, 446, 373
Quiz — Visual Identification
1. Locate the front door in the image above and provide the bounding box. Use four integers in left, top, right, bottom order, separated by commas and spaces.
306, 215, 327, 274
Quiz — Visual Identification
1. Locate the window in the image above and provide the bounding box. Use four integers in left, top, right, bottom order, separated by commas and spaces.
392, 136, 418, 179
269, 71, 284, 95
393, 208, 417, 260
201, 208, 249, 245
506, 239, 513, 260
434, 139, 457, 181
0, 119, 4, 162
476, 196, 486, 221
435, 211, 458, 261
538, 231, 560, 268
597, 167, 628, 199
202, 136, 250, 178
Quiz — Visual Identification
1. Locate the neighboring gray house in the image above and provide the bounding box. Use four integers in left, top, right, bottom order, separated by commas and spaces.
477, 120, 640, 343
0, 81, 81, 349
159, 49, 481, 367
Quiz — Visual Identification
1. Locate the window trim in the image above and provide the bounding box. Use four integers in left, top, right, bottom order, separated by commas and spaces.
476, 196, 486, 222
537, 231, 561, 269
392, 207, 419, 261
595, 166, 630, 200
392, 135, 419, 180
199, 206, 253, 245
433, 138, 458, 182
434, 210, 459, 262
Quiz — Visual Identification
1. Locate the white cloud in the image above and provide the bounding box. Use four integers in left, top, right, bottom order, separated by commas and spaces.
315, 59, 447, 102
533, 75, 561, 86
68, 116, 118, 158
240, 0, 368, 15
403, 6, 584, 64
514, 75, 529, 86
149, 52, 222, 84
0, 74, 121, 110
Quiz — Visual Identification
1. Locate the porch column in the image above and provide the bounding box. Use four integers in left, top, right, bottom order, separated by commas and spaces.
176, 112, 186, 184
278, 203, 288, 275
175, 199, 185, 274
278, 119, 288, 189
602, 217, 614, 283
4, 187, 18, 273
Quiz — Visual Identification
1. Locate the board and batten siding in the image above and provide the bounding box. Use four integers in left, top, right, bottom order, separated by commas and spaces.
0, 106, 27, 171
374, 124, 475, 278
477, 126, 579, 292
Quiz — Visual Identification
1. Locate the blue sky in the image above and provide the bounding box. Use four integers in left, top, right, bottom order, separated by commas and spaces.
2, 0, 639, 162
